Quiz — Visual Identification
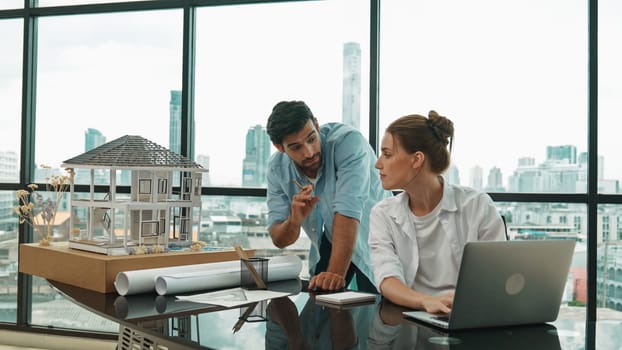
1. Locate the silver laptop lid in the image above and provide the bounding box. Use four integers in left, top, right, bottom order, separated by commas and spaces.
448, 239, 576, 330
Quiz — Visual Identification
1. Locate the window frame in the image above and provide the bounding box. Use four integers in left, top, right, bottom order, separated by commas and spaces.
0, 0, 607, 339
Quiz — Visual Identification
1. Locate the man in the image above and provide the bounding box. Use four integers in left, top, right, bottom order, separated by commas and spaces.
266, 100, 390, 293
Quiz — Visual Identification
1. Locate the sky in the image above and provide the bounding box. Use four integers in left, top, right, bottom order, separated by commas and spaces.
0, 0, 621, 188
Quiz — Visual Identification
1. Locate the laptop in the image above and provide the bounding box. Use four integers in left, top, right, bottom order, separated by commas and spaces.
402, 239, 576, 330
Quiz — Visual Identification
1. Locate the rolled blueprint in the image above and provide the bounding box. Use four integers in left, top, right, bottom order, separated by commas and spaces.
114, 254, 302, 296
115, 261, 220, 296
154, 254, 302, 295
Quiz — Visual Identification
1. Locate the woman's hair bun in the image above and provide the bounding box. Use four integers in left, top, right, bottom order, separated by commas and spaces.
427, 110, 454, 144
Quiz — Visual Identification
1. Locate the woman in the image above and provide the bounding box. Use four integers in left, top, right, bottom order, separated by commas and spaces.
369, 111, 506, 314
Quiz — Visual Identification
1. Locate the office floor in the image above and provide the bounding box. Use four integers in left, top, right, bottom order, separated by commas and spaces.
0, 330, 116, 350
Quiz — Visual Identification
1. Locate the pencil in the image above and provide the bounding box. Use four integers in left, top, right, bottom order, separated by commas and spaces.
292, 178, 305, 190
232, 302, 259, 333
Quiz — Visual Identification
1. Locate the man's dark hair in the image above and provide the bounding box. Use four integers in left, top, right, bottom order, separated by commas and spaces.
266, 100, 315, 145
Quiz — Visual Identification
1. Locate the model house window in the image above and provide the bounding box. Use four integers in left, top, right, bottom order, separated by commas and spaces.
158, 178, 168, 194
139, 179, 152, 194
141, 220, 160, 237
182, 177, 191, 200
194, 178, 201, 196
102, 211, 111, 230
173, 215, 189, 239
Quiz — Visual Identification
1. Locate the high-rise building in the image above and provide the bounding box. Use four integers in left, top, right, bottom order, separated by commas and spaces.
196, 154, 211, 186
518, 157, 535, 167
85, 128, 106, 152
82, 128, 110, 185
547, 145, 577, 164
342, 42, 361, 129
469, 165, 483, 190
169, 90, 182, 155
485, 166, 505, 192
509, 145, 617, 193
0, 150, 18, 231
242, 125, 271, 187
444, 164, 460, 185
579, 151, 605, 180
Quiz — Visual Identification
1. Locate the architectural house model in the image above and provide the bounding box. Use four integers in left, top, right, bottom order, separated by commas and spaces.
61, 135, 207, 255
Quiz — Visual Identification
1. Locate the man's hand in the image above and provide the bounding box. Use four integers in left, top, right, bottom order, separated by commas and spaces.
421, 291, 455, 314
308, 271, 345, 291
269, 184, 319, 249
290, 184, 319, 225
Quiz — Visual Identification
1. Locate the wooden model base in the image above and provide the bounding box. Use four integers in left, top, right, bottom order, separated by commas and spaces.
19, 242, 253, 293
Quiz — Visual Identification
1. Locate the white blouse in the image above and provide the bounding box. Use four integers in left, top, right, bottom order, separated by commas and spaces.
368, 181, 507, 293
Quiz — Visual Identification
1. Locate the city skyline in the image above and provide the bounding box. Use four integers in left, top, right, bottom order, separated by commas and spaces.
2, 1, 620, 188
6, 125, 618, 194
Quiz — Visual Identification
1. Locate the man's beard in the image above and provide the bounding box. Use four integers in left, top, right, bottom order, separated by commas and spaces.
299, 153, 321, 174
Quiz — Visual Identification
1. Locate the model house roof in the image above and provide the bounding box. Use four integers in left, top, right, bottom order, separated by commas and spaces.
62, 135, 207, 171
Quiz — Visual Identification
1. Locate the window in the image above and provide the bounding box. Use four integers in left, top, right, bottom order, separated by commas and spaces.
141, 220, 160, 237
597, 205, 622, 315
598, 0, 622, 194
36, 10, 182, 183
157, 178, 168, 194
139, 179, 152, 194
0, 19, 22, 324
0, 0, 618, 339
37, 0, 156, 5
574, 215, 583, 231
0, 19, 22, 184
602, 215, 611, 242
379, 0, 588, 194
0, 1, 22, 9
182, 177, 191, 200
0, 191, 18, 323
194, 0, 369, 187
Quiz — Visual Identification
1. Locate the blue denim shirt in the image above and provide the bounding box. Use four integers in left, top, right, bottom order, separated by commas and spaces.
267, 122, 391, 282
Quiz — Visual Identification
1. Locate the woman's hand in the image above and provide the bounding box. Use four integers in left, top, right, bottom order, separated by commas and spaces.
421, 291, 454, 314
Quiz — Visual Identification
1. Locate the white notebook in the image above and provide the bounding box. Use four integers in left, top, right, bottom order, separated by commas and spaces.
314, 291, 377, 306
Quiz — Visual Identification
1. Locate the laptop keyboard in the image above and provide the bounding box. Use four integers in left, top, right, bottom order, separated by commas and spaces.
433, 315, 450, 322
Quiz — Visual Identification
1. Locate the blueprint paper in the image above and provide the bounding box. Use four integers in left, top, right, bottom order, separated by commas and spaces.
175, 287, 292, 308
114, 254, 302, 296
154, 254, 302, 295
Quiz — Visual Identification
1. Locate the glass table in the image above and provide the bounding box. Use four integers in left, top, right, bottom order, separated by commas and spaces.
47, 279, 611, 349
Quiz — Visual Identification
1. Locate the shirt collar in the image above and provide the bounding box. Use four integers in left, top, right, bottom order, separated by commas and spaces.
389, 177, 458, 224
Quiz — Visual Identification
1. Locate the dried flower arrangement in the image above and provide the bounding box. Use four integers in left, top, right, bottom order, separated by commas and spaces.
13, 166, 75, 246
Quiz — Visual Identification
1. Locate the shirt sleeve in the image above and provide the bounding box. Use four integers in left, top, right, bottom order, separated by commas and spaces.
266, 163, 290, 230
331, 131, 373, 221
368, 203, 407, 289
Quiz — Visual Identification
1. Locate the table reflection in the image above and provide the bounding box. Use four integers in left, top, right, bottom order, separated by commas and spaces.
369, 298, 562, 349
47, 279, 619, 349
265, 295, 376, 350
